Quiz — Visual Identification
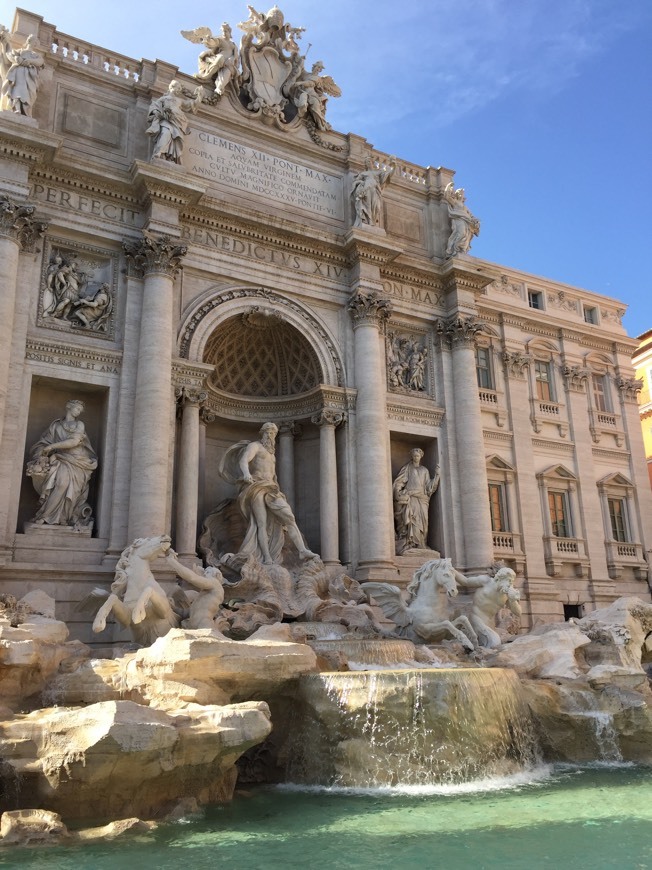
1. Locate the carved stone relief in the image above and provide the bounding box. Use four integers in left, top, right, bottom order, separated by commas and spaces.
386, 330, 429, 394
39, 240, 117, 339
548, 291, 578, 313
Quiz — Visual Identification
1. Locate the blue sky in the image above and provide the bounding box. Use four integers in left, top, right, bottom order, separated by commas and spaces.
1, 0, 650, 336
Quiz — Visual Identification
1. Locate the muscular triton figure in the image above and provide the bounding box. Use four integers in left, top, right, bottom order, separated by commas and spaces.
219, 422, 317, 565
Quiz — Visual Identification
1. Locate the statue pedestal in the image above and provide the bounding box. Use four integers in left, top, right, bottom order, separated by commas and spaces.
24, 522, 93, 539
0, 110, 38, 128
395, 548, 441, 589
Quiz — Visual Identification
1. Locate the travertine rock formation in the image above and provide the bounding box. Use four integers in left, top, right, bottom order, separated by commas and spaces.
0, 699, 271, 821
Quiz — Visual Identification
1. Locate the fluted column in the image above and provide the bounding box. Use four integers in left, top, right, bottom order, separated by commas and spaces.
312, 410, 344, 564
348, 289, 395, 578
277, 421, 299, 510
440, 315, 494, 572
0, 195, 46, 447
124, 234, 187, 539
175, 387, 206, 559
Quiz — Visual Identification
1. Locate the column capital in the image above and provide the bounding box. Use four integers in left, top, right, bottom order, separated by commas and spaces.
562, 364, 591, 392
0, 194, 47, 250
279, 420, 302, 438
199, 406, 216, 425
617, 376, 643, 403
175, 385, 208, 406
436, 314, 486, 348
348, 289, 393, 329
311, 409, 346, 428
503, 350, 531, 379
123, 231, 187, 278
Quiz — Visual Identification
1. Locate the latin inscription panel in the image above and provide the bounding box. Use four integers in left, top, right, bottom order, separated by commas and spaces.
186, 130, 344, 221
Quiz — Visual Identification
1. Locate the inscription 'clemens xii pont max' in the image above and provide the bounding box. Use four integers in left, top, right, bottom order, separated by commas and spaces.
186, 131, 344, 221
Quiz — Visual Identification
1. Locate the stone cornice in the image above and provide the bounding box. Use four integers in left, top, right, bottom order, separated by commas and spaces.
171, 359, 214, 390
531, 437, 575, 454
181, 209, 348, 267
31, 165, 140, 206
344, 229, 403, 268
25, 336, 122, 372
386, 399, 445, 427
483, 430, 513, 444
203, 384, 355, 423
592, 446, 632, 461
440, 259, 494, 297
0, 117, 62, 166
129, 160, 206, 209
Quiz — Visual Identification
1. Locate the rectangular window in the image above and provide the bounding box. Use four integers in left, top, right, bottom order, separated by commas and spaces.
535, 360, 553, 402
476, 347, 493, 389
528, 290, 543, 310
584, 306, 598, 324
592, 374, 609, 412
563, 603, 583, 620
608, 497, 629, 542
548, 490, 571, 537
488, 483, 508, 532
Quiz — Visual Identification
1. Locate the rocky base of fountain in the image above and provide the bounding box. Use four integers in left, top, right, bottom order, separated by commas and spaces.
2, 592, 652, 846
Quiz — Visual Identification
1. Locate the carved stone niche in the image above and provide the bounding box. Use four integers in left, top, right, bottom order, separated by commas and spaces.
38, 239, 118, 340
386, 329, 430, 395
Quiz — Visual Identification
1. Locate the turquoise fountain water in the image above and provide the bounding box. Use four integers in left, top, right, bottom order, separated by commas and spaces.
5, 766, 652, 869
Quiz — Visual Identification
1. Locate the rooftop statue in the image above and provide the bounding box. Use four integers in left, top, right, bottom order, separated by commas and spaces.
352, 156, 396, 227
181, 23, 239, 97
182, 5, 340, 130
218, 421, 318, 566
0, 28, 44, 117
443, 182, 480, 257
146, 80, 203, 164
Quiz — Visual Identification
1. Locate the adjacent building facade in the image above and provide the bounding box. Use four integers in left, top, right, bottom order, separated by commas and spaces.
0, 8, 650, 642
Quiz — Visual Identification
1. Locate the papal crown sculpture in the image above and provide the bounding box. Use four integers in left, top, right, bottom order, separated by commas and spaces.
182, 5, 341, 132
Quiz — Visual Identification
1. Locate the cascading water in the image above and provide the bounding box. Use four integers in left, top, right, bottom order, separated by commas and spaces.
285, 667, 541, 787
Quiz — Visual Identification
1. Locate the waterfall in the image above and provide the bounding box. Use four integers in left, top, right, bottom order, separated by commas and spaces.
285, 668, 541, 787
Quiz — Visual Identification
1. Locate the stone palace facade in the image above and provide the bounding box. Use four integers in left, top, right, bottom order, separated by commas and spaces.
0, 7, 650, 642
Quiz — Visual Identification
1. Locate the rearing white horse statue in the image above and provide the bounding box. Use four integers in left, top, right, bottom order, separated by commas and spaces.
362, 558, 478, 650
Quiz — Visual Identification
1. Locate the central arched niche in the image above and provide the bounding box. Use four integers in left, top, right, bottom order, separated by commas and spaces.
203, 308, 323, 397
200, 307, 325, 555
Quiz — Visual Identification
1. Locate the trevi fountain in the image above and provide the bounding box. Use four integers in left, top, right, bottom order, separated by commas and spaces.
0, 5, 651, 868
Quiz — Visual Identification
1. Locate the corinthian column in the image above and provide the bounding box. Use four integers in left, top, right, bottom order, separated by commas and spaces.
175, 387, 206, 560
348, 289, 395, 579
312, 410, 344, 564
123, 233, 187, 540
441, 315, 494, 572
277, 421, 299, 510
0, 195, 46, 447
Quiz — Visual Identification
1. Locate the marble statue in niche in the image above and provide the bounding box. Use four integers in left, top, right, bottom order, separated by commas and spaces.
0, 27, 44, 116
387, 332, 428, 392
181, 23, 239, 98
443, 182, 480, 257
26, 400, 98, 530
41, 248, 114, 334
393, 448, 440, 553
352, 156, 396, 227
146, 80, 203, 163
218, 421, 317, 566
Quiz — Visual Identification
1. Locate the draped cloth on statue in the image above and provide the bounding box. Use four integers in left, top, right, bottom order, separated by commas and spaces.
218, 440, 286, 563
28, 419, 97, 526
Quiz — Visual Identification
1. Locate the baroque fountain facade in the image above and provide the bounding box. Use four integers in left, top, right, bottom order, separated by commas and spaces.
0, 4, 651, 845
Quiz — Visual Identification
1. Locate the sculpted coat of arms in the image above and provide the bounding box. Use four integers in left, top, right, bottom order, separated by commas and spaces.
182, 5, 341, 132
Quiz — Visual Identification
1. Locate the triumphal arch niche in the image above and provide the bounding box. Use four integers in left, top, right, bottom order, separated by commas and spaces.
178, 286, 350, 568
0, 3, 649, 640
